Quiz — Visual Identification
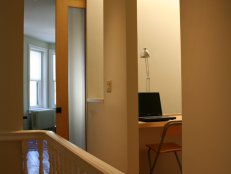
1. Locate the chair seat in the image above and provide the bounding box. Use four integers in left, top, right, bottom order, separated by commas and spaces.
146, 142, 182, 153
146, 121, 182, 173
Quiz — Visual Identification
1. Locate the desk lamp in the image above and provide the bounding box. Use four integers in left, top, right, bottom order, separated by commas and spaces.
140, 48, 151, 92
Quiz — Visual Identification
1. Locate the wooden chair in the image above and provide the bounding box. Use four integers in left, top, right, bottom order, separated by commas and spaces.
146, 120, 182, 174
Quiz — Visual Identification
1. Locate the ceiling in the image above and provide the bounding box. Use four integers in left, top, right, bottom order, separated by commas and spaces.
24, 0, 56, 43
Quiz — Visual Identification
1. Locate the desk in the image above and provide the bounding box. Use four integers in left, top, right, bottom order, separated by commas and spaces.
139, 115, 182, 128
139, 114, 182, 174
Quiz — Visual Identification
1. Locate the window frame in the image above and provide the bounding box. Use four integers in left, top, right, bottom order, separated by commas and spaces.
28, 44, 48, 109
48, 49, 56, 108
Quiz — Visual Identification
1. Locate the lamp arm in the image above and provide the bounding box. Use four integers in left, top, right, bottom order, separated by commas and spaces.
145, 57, 150, 92
145, 57, 150, 78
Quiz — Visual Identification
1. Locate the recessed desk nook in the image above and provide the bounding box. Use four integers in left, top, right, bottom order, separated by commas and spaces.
139, 115, 182, 174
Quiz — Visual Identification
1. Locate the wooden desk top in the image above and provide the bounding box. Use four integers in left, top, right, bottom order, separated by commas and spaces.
139, 115, 182, 128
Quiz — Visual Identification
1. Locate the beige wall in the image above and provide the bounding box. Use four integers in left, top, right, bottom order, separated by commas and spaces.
181, 0, 231, 173
0, 0, 23, 131
0, 0, 23, 172
1, 0, 231, 174
137, 0, 182, 114
0, 142, 22, 173
87, 0, 139, 173
87, 0, 104, 99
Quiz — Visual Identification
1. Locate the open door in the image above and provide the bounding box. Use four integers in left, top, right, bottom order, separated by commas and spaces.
56, 0, 86, 148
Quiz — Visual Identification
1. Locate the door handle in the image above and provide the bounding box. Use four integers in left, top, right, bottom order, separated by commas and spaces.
55, 107, 62, 113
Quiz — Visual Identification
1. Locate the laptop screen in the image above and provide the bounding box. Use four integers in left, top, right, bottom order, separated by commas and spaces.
138, 92, 162, 117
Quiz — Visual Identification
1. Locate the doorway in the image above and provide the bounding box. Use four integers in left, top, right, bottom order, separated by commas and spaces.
137, 0, 182, 173
23, 0, 56, 131
23, 0, 87, 149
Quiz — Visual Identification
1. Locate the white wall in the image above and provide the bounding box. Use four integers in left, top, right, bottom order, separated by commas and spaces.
87, 0, 139, 173
181, 0, 231, 173
137, 0, 181, 114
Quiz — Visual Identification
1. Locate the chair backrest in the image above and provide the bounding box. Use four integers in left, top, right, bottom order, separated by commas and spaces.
159, 121, 182, 145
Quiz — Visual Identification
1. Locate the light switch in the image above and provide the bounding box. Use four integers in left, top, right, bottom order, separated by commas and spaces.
106, 80, 112, 93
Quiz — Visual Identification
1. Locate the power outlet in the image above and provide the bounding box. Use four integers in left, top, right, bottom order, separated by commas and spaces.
106, 80, 112, 93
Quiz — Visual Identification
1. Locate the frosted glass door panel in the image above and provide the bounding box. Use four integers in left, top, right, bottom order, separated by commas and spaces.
68, 8, 86, 149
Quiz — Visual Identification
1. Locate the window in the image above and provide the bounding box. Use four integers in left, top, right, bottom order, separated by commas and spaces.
29, 49, 43, 108
28, 45, 56, 109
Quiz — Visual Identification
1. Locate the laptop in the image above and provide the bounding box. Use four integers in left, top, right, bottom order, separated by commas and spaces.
138, 92, 176, 122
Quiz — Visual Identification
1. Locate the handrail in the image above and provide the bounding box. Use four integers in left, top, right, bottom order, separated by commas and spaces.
0, 130, 124, 174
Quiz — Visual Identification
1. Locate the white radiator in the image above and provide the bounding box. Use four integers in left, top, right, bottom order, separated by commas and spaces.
30, 109, 56, 130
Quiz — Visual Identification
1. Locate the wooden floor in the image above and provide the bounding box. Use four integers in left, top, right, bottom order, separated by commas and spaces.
26, 140, 50, 174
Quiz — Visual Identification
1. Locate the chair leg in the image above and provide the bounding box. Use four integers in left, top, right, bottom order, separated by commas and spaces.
147, 148, 160, 174
147, 148, 152, 173
174, 151, 182, 173
150, 151, 160, 174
